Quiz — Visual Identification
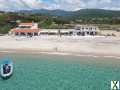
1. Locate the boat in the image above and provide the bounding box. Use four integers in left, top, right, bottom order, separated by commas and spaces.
0, 58, 13, 79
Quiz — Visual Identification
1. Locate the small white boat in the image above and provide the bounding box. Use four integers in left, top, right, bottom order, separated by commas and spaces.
0, 59, 13, 79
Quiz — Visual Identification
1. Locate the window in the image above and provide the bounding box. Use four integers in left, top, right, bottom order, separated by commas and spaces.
90, 27, 92, 30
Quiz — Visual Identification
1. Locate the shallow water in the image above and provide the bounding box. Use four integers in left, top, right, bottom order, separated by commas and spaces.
0, 54, 120, 90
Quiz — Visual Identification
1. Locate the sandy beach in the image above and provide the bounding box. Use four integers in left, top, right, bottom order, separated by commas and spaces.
0, 35, 120, 57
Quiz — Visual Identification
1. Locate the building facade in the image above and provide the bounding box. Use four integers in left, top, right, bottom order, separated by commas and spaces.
9, 22, 39, 36
9, 24, 99, 36
39, 29, 73, 36
74, 25, 99, 36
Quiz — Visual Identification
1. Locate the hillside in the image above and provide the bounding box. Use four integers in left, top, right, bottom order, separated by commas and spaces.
74, 9, 120, 17
19, 9, 120, 17
18, 9, 120, 24
0, 9, 120, 34
19, 9, 74, 17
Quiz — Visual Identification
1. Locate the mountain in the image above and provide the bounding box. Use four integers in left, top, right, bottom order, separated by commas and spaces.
19, 9, 74, 17
74, 9, 120, 18
18, 9, 120, 18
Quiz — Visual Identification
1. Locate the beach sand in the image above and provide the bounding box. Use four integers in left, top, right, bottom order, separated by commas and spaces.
0, 35, 120, 57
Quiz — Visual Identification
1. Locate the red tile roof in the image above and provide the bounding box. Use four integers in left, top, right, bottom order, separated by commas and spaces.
19, 23, 33, 26
12, 29, 39, 33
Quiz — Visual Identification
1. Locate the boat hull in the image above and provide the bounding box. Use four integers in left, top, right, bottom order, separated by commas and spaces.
0, 63, 13, 79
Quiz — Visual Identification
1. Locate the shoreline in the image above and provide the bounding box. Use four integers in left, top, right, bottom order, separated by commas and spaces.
0, 35, 120, 59
0, 49, 120, 59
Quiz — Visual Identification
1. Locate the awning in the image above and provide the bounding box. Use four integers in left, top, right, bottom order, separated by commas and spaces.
12, 29, 39, 33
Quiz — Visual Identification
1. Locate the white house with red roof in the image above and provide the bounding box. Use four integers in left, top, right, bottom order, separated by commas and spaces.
9, 22, 39, 36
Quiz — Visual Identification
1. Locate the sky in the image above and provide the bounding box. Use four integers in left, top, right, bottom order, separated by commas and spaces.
0, 0, 120, 11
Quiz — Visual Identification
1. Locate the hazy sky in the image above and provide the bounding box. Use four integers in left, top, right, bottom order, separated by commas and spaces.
0, 0, 120, 11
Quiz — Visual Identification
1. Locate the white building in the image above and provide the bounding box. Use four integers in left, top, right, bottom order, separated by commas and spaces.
9, 22, 39, 36
74, 25, 99, 36
39, 29, 73, 36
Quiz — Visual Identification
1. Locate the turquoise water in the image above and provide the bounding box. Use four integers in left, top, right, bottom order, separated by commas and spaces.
0, 54, 120, 90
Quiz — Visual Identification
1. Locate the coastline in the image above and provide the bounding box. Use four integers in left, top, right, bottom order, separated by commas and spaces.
0, 49, 120, 59
0, 35, 120, 59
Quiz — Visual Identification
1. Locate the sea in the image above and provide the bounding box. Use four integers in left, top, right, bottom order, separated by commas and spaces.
0, 53, 120, 90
